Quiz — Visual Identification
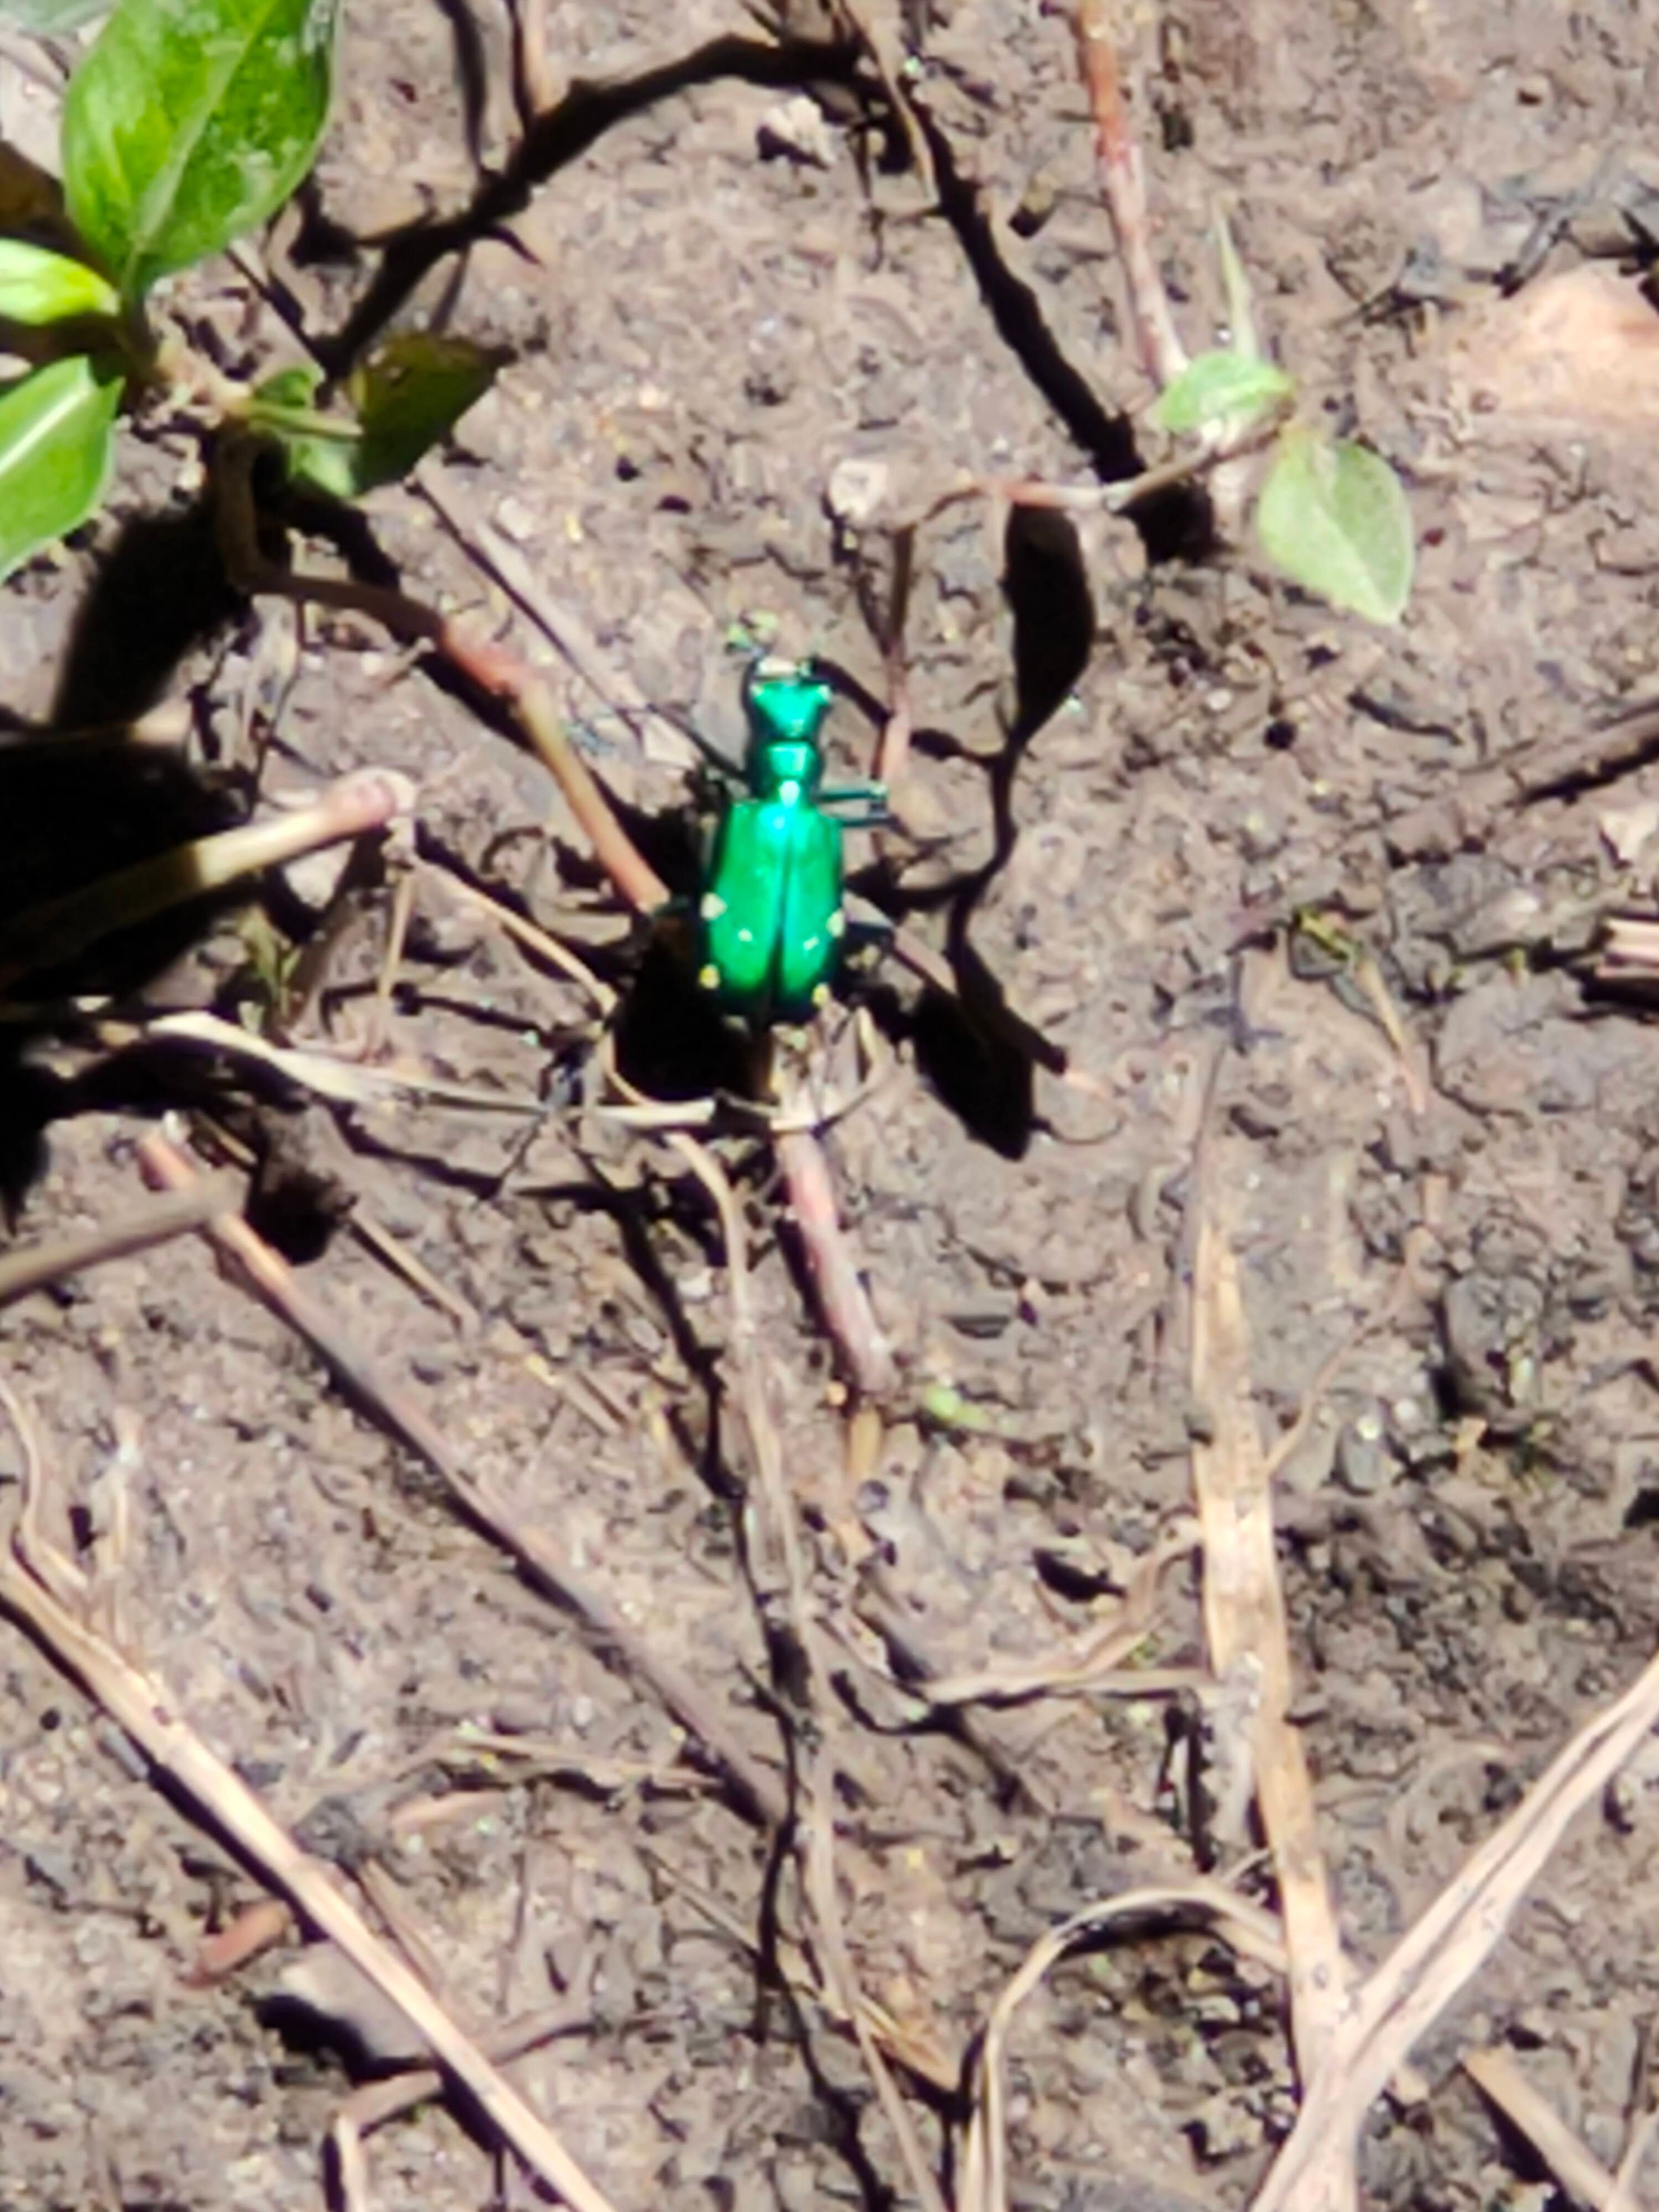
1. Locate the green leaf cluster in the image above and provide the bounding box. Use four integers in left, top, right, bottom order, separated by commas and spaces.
62, 0, 339, 302
1151, 349, 1293, 439
1146, 210, 1416, 625
0, 0, 340, 582
251, 334, 503, 499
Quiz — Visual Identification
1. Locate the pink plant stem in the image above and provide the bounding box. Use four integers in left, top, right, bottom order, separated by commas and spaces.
450, 633, 667, 914
1071, 0, 1188, 389
873, 523, 915, 790
214, 439, 667, 918
0, 769, 410, 994
775, 1125, 896, 1400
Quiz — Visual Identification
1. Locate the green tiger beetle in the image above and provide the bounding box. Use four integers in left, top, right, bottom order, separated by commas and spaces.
694, 656, 887, 1026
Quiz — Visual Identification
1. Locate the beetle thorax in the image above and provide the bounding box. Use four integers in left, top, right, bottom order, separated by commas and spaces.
750, 735, 822, 802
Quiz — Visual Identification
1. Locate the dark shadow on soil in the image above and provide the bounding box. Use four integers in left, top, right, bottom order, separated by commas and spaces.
0, 464, 652, 1221
611, 940, 757, 1102
1, 504, 240, 933
52, 504, 241, 731
859, 504, 1093, 1157
914, 108, 1211, 563
430, 0, 492, 170
0, 505, 251, 1217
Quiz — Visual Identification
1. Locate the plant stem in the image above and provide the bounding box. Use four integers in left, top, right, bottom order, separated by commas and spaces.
1070, 0, 1187, 389
213, 437, 667, 915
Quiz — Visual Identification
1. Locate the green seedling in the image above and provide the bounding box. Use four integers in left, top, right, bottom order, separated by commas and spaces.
917, 1382, 998, 1436
1150, 212, 1414, 626
0, 0, 499, 583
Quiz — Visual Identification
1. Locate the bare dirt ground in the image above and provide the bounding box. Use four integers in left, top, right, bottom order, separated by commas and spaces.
9, 3, 1659, 2209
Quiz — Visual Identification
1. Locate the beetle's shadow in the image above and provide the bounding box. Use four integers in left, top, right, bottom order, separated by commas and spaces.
611, 939, 756, 1101
840, 503, 1098, 1162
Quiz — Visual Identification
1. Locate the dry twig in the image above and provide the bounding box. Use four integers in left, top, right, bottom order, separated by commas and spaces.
667, 1126, 943, 2202
134, 1129, 786, 1831
774, 1112, 896, 1401
0, 769, 412, 994
0, 1385, 621, 2212
215, 439, 667, 916
917, 1516, 1199, 1708
1252, 1640, 1659, 2212
418, 472, 695, 772
850, 1561, 1056, 1815
1610, 2096, 1659, 2212
1462, 2045, 1620, 2210
827, 0, 936, 200
1599, 912, 1659, 984
1190, 1208, 1346, 2079
0, 1179, 240, 1308
960, 1880, 1286, 2212
418, 858, 618, 1018
332, 1997, 596, 2212
121, 1008, 544, 1115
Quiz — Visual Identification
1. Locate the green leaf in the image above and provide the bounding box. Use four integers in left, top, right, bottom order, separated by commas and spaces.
62, 0, 339, 302
0, 352, 122, 583
253, 363, 320, 404
1255, 427, 1414, 625
0, 238, 121, 324
343, 334, 500, 491
258, 335, 501, 499
1152, 348, 1294, 436
1214, 207, 1259, 360
0, 0, 110, 28
918, 1383, 995, 1436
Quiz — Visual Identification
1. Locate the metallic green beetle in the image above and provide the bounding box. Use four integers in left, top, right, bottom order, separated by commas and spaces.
697, 658, 883, 1025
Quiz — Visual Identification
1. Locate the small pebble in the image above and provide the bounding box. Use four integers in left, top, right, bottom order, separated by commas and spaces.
494, 495, 537, 542
1186, 2089, 1262, 2162
756, 94, 836, 169
1335, 1408, 1391, 1495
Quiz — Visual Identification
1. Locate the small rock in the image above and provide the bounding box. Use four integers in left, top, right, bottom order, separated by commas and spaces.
944, 1293, 1016, 1339
1185, 2089, 1263, 2162
1607, 1770, 1643, 1831
1440, 1263, 1548, 1428
1278, 1409, 1339, 1497
756, 95, 837, 169
494, 494, 538, 543
1336, 1408, 1391, 1495
826, 455, 893, 529
1236, 804, 1285, 863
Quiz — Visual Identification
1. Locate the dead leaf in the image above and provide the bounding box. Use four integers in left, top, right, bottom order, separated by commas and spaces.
1449, 265, 1659, 437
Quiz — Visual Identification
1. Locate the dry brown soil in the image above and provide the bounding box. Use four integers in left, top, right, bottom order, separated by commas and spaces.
7, 4, 1659, 2209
